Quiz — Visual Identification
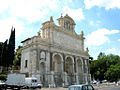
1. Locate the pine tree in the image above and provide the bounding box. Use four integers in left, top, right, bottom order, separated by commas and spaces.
0, 42, 3, 66
8, 27, 15, 66
1, 40, 8, 67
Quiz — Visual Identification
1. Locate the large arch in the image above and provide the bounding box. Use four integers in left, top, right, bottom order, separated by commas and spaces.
65, 57, 74, 74
39, 62, 45, 74
65, 56, 74, 85
53, 54, 63, 73
53, 53, 63, 86
76, 58, 83, 84
39, 62, 46, 86
77, 59, 82, 74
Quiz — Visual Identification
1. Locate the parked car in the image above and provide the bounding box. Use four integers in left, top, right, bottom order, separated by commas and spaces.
117, 80, 120, 85
0, 80, 7, 89
92, 80, 97, 84
37, 83, 42, 89
68, 84, 98, 90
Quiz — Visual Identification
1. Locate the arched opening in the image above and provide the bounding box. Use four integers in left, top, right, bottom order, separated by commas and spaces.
40, 62, 45, 74
39, 62, 45, 86
65, 57, 74, 85
77, 59, 82, 74
53, 54, 63, 86
54, 54, 62, 73
65, 57, 73, 74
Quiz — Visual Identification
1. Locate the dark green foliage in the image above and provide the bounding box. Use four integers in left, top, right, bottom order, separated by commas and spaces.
98, 52, 106, 58
0, 42, 3, 66
105, 61, 120, 81
0, 27, 15, 70
0, 74, 7, 81
13, 46, 22, 66
8, 27, 15, 65
1, 40, 8, 67
90, 54, 120, 81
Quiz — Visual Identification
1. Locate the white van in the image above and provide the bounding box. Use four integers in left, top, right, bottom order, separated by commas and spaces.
25, 77, 38, 88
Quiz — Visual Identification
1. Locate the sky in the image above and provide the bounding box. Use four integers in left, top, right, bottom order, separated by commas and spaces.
0, 0, 120, 59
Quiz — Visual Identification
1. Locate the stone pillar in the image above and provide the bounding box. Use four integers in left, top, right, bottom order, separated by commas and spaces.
50, 52, 53, 71
76, 74, 79, 84
46, 52, 50, 86
85, 59, 89, 84
32, 50, 37, 74
63, 53, 65, 72
74, 56, 76, 73
50, 71, 55, 87
64, 72, 68, 86
85, 74, 88, 84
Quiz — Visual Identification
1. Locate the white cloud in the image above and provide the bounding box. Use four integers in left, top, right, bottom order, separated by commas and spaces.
118, 50, 120, 56
0, 17, 24, 42
62, 6, 85, 21
0, 0, 60, 42
118, 39, 120, 42
0, 0, 61, 23
69, 0, 73, 3
10, 8, 49, 24
89, 21, 94, 25
105, 48, 116, 53
0, 0, 10, 13
84, 0, 120, 10
85, 28, 120, 46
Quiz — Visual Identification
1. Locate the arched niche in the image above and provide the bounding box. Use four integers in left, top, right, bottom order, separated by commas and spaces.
39, 62, 45, 74
77, 59, 83, 74
53, 54, 63, 73
65, 57, 74, 74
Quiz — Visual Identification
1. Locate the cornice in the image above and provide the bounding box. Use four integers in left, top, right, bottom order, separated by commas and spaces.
41, 23, 84, 40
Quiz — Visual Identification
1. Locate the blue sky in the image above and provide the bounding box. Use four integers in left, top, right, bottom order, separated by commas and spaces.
0, 0, 120, 59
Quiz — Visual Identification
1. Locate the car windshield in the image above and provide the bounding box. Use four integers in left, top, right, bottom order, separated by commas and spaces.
69, 86, 81, 90
68, 85, 94, 90
82, 85, 94, 90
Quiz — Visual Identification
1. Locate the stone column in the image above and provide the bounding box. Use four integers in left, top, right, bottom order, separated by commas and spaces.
62, 53, 68, 86
64, 72, 68, 86
85, 60, 88, 84
76, 74, 79, 84
32, 50, 37, 74
46, 51, 50, 86
50, 71, 55, 87
50, 52, 53, 71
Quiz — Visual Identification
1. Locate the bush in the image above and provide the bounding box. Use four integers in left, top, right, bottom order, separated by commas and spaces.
0, 74, 7, 81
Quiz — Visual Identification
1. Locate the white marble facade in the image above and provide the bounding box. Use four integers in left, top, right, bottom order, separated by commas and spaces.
20, 14, 91, 87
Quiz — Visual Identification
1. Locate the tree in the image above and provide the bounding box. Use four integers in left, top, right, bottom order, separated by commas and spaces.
90, 57, 107, 80
0, 27, 15, 73
90, 53, 120, 81
98, 52, 106, 58
1, 40, 8, 67
105, 61, 120, 81
8, 27, 15, 66
13, 46, 22, 66
0, 42, 3, 66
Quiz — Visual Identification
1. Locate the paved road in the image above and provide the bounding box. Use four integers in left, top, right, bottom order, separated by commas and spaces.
97, 86, 120, 90
21, 86, 120, 90
6, 86, 120, 90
